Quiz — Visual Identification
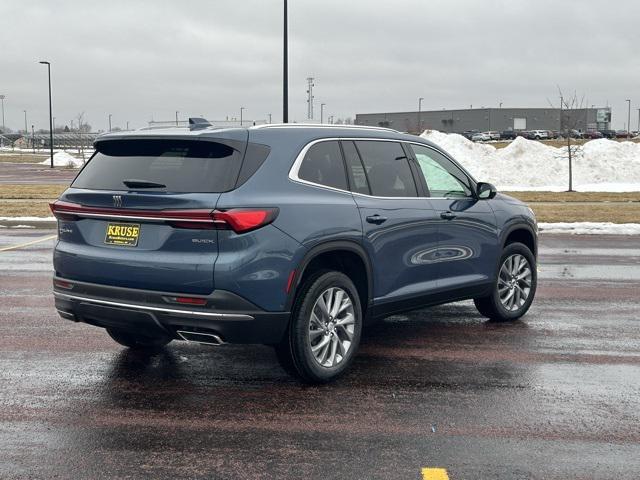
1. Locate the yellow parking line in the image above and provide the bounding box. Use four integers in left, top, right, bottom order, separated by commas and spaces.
0, 234, 57, 252
421, 467, 450, 480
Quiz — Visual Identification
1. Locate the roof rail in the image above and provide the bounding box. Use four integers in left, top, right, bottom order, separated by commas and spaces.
251, 123, 399, 133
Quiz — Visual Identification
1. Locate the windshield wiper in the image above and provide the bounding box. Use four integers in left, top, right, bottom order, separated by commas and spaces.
122, 179, 167, 189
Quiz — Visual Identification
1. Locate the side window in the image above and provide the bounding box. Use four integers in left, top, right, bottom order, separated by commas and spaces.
354, 141, 417, 197
298, 141, 348, 190
341, 141, 370, 195
410, 145, 472, 197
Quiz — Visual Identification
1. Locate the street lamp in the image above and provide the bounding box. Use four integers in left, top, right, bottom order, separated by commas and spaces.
39, 61, 54, 168
283, 0, 288, 123
320, 103, 326, 124
0, 95, 5, 133
626, 99, 632, 139
240, 107, 245, 126
417, 97, 424, 134
175, 111, 179, 126
23, 110, 27, 134
108, 114, 112, 132
268, 113, 272, 124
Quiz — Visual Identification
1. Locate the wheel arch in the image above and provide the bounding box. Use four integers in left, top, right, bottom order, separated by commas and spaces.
501, 223, 537, 257
286, 241, 373, 317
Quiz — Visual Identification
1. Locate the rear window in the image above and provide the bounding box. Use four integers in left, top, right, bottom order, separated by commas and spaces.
72, 139, 244, 193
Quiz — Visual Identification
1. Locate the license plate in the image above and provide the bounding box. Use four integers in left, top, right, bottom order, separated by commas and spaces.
104, 223, 141, 247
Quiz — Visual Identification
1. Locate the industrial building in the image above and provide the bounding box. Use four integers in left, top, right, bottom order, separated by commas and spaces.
355, 107, 612, 134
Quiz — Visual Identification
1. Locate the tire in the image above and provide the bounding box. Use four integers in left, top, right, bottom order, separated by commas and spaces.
474, 242, 537, 322
106, 328, 172, 350
275, 270, 363, 384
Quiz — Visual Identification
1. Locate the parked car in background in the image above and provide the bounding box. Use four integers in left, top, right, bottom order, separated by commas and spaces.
529, 130, 549, 140
501, 130, 518, 140
487, 131, 501, 141
547, 130, 559, 139
471, 132, 491, 142
516, 131, 532, 139
598, 130, 616, 139
583, 131, 604, 140
569, 130, 584, 139
462, 130, 479, 140
50, 122, 538, 383
616, 130, 630, 138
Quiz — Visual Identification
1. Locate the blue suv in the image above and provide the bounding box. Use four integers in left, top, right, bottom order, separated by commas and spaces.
51, 121, 538, 383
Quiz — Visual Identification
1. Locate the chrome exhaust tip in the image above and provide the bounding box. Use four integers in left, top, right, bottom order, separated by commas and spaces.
176, 330, 224, 346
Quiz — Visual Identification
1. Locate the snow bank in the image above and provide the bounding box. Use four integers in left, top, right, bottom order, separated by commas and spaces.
0, 216, 56, 222
40, 151, 83, 167
421, 131, 640, 191
538, 222, 640, 235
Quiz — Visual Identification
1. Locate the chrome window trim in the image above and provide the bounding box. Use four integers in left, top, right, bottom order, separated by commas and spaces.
288, 137, 476, 200
54, 292, 254, 320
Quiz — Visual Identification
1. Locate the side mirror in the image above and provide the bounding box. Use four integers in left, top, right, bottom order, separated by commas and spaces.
476, 182, 497, 199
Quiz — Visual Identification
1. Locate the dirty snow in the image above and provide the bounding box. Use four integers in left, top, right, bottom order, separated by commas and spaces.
39, 151, 84, 167
421, 131, 640, 191
538, 222, 640, 235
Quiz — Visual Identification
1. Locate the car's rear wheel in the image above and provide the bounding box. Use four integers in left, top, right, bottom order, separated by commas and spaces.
276, 270, 362, 383
106, 328, 172, 350
474, 242, 537, 322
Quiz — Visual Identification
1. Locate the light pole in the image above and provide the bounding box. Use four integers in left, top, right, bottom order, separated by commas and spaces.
0, 95, 5, 133
626, 99, 631, 139
637, 109, 640, 137
108, 114, 112, 132
240, 107, 245, 126
127, 121, 130, 131
320, 103, 325, 124
39, 61, 54, 168
283, 0, 288, 123
31, 125, 35, 153
23, 110, 27, 135
417, 97, 424, 134
175, 111, 179, 126
268, 113, 272, 124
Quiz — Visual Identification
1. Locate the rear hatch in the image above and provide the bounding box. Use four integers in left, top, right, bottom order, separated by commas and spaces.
52, 132, 247, 295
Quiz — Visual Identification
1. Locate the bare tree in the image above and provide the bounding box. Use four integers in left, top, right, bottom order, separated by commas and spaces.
547, 87, 587, 192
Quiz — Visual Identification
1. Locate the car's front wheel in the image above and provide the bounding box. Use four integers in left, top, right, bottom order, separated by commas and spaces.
276, 270, 362, 383
107, 328, 172, 350
474, 242, 537, 322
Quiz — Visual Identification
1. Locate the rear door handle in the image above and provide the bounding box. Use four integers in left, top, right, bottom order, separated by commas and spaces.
366, 214, 388, 225
440, 211, 457, 220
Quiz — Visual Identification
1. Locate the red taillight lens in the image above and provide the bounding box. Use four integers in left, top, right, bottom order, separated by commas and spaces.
50, 200, 79, 221
175, 297, 207, 306
211, 208, 278, 233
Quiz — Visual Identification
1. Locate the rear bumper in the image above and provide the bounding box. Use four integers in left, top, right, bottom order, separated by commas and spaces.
53, 277, 290, 344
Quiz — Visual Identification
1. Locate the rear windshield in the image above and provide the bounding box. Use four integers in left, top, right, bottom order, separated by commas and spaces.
72, 139, 244, 193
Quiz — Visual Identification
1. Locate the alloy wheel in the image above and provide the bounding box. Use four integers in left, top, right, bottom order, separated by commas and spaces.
498, 254, 532, 312
308, 287, 356, 368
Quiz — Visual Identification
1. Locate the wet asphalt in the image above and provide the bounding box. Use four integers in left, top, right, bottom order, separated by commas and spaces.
1, 229, 639, 479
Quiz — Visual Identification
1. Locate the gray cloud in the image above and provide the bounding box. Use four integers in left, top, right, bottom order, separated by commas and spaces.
1, 0, 639, 131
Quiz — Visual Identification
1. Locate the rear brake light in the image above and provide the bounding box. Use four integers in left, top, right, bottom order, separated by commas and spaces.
175, 297, 207, 306
211, 208, 278, 233
54, 279, 74, 290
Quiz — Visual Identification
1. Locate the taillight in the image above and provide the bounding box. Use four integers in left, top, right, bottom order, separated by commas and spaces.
211, 208, 278, 233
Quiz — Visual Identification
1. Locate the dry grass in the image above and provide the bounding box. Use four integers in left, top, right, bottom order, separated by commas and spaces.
0, 184, 66, 199
0, 153, 50, 163
530, 203, 640, 223
0, 201, 52, 217
504, 191, 640, 203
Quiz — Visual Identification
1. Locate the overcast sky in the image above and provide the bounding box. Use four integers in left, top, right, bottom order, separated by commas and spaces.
1, 0, 639, 131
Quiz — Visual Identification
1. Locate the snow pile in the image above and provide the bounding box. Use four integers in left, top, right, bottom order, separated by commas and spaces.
0, 216, 56, 222
421, 131, 640, 191
538, 222, 640, 235
40, 151, 83, 168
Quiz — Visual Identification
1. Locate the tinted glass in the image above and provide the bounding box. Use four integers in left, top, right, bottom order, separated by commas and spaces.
411, 144, 472, 197
298, 141, 348, 190
73, 139, 243, 193
341, 141, 370, 195
355, 141, 417, 197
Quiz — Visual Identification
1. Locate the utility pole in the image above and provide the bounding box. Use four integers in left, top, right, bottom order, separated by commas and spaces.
126, 121, 130, 131
0, 95, 5, 133
283, 0, 288, 123
637, 109, 640, 136
23, 110, 27, 134
108, 114, 112, 132
626, 99, 632, 138
268, 113, 272, 124
31, 125, 35, 153
320, 103, 325, 124
39, 61, 54, 168
306, 77, 314, 119
240, 107, 245, 126
175, 111, 179, 126
418, 97, 424, 134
